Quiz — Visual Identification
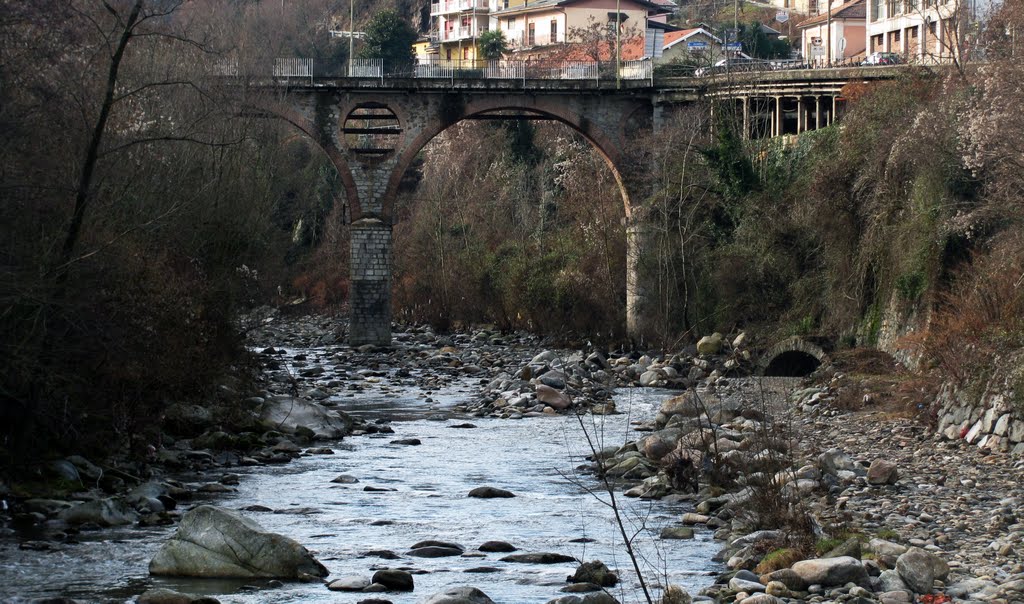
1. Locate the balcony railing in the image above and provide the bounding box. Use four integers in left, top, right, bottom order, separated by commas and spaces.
505, 29, 563, 49
430, 0, 489, 14
433, 26, 483, 42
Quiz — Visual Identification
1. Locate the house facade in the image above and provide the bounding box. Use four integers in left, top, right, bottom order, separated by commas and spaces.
425, 0, 673, 61
864, 0, 965, 61
658, 27, 722, 63
798, 0, 867, 63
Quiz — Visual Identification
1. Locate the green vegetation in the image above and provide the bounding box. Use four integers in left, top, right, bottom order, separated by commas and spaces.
477, 29, 508, 60
359, 9, 418, 69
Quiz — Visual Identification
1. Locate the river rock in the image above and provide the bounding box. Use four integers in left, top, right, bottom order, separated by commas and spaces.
790, 556, 867, 587
868, 538, 907, 567
478, 540, 516, 552
536, 385, 572, 410
259, 396, 352, 439
738, 595, 782, 604
660, 527, 695, 539
761, 569, 808, 592
328, 575, 372, 591
546, 593, 618, 604
331, 474, 359, 483
822, 537, 861, 560
408, 546, 463, 557
501, 552, 576, 564
371, 569, 414, 591
468, 486, 515, 498
818, 449, 858, 475
58, 498, 138, 526
697, 333, 723, 355
136, 588, 221, 604
149, 505, 327, 579
895, 547, 946, 593
729, 577, 766, 592
877, 569, 909, 593
867, 459, 899, 485
570, 560, 618, 587
421, 586, 495, 603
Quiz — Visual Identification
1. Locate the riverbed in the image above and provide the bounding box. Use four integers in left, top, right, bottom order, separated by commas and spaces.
0, 345, 722, 604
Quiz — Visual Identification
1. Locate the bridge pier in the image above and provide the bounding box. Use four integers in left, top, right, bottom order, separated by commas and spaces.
626, 218, 653, 345
349, 217, 392, 346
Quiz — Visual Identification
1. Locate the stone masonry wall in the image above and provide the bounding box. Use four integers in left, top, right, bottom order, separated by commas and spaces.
349, 218, 392, 346
934, 353, 1024, 457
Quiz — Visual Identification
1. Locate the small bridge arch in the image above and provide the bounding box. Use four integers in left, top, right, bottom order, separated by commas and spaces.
759, 336, 832, 377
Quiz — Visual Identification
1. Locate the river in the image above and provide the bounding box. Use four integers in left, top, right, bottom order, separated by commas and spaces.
0, 343, 721, 604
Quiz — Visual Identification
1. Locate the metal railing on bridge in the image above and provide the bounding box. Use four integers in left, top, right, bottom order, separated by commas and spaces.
273, 58, 314, 83
269, 57, 654, 85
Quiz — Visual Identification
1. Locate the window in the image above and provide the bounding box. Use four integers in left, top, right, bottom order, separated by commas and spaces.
550, 19, 558, 43
872, 0, 883, 21
894, 29, 901, 41
463, 46, 470, 59
528, 22, 535, 45
503, 0, 508, 7
886, 0, 900, 15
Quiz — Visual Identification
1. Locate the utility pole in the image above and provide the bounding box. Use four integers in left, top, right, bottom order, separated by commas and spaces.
826, 0, 832, 64
615, 0, 621, 88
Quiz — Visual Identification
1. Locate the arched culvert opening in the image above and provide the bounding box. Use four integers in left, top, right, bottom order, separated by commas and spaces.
763, 350, 822, 377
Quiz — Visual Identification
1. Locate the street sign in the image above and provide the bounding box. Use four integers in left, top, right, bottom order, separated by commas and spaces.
687, 41, 708, 50
725, 42, 742, 51
775, 11, 790, 23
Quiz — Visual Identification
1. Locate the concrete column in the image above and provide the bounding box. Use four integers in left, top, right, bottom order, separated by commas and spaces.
349, 217, 392, 346
831, 95, 838, 124
796, 97, 804, 133
625, 218, 651, 345
815, 96, 822, 130
742, 97, 750, 140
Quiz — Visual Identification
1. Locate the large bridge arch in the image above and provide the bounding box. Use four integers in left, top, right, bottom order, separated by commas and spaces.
373, 96, 642, 223
270, 86, 659, 346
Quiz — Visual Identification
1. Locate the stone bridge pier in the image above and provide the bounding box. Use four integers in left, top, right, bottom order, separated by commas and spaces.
268, 82, 665, 346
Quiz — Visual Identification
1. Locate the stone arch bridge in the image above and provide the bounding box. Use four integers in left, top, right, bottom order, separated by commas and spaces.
243, 67, 901, 345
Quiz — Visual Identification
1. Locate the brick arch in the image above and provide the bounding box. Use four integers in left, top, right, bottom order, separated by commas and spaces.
379, 96, 642, 223
245, 102, 362, 222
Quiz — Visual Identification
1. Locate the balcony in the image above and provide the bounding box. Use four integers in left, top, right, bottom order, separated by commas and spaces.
432, 26, 484, 42
430, 0, 489, 15
506, 29, 563, 49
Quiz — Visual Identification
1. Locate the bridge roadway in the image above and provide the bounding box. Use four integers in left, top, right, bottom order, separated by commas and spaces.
245, 65, 906, 345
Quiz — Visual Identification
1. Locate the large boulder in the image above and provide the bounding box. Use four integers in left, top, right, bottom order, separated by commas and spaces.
149, 505, 327, 579
867, 459, 899, 485
896, 547, 948, 594
259, 396, 352, 439
536, 385, 572, 410
421, 586, 495, 603
570, 560, 618, 587
697, 333, 724, 355
790, 556, 868, 587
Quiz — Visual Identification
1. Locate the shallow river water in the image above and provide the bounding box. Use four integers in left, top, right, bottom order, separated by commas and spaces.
1, 358, 721, 603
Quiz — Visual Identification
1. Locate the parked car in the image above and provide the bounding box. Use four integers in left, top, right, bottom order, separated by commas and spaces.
861, 52, 901, 66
